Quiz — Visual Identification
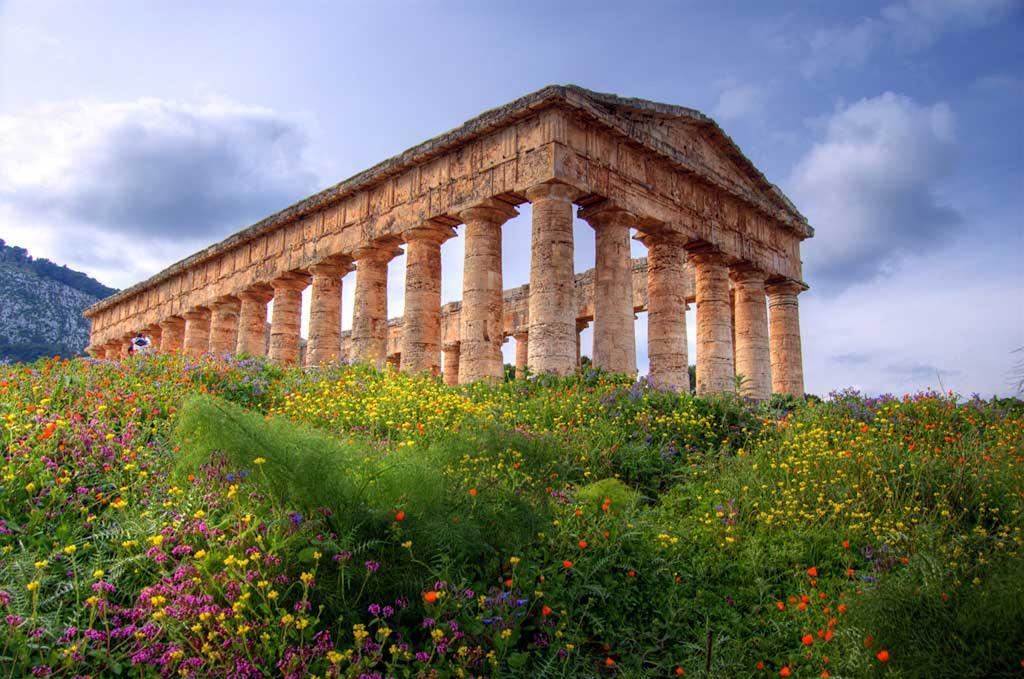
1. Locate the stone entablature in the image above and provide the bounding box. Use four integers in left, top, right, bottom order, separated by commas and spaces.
85, 85, 810, 397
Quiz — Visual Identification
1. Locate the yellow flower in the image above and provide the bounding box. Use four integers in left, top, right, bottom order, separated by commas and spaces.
253, 457, 266, 465
300, 572, 314, 586
34, 560, 48, 570
93, 569, 105, 579
194, 550, 207, 560
63, 544, 77, 556
401, 540, 413, 549
26, 581, 40, 593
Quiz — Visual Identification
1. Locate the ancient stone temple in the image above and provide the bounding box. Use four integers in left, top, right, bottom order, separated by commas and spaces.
84, 85, 812, 398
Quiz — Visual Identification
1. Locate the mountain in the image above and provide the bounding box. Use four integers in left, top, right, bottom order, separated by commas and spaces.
0, 239, 118, 363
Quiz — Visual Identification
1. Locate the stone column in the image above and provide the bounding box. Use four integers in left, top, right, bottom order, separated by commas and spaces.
690, 250, 734, 395
307, 258, 350, 366
514, 332, 528, 378
269, 274, 309, 365
580, 203, 636, 375
731, 267, 771, 401
766, 280, 806, 397
526, 182, 579, 376
644, 236, 690, 392
458, 200, 517, 384
183, 308, 212, 357
443, 343, 460, 387
351, 245, 395, 367
402, 225, 453, 375
159, 316, 186, 354
209, 298, 241, 356
144, 325, 163, 353
105, 341, 121, 359
237, 287, 273, 356
120, 337, 133, 358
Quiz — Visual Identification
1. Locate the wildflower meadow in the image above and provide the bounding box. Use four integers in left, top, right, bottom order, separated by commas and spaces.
1, 354, 1022, 678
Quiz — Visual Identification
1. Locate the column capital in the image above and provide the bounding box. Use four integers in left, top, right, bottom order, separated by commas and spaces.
403, 221, 458, 245
729, 265, 768, 285
578, 200, 636, 230
183, 307, 210, 320
352, 242, 402, 263
309, 255, 353, 277
524, 180, 581, 204
211, 296, 241, 312
576, 319, 591, 332
239, 285, 274, 304
160, 316, 185, 328
636, 228, 688, 249
513, 331, 528, 341
458, 198, 519, 226
271, 272, 311, 292
765, 278, 808, 296
685, 245, 728, 266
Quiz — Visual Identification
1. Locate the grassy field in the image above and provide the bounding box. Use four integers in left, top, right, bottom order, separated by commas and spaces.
1, 354, 1022, 678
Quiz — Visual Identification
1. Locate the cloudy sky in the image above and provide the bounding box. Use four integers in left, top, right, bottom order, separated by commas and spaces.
1, 0, 1021, 396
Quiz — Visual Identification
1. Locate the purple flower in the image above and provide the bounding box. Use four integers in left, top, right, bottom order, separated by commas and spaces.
364, 560, 380, 573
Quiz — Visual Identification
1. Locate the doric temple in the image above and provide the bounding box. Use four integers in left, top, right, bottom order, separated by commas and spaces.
83, 85, 812, 398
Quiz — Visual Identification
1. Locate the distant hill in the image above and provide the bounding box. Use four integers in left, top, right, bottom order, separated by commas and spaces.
0, 239, 118, 363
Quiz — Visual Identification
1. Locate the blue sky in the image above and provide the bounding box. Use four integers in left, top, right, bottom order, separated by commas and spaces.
1, 0, 1021, 395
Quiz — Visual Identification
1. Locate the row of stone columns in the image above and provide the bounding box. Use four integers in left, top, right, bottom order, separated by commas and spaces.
98, 179, 803, 398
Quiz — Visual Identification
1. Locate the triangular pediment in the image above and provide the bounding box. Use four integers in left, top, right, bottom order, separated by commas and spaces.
557, 85, 809, 232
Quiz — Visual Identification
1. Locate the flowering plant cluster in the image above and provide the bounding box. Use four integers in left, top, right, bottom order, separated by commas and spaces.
1, 354, 1021, 677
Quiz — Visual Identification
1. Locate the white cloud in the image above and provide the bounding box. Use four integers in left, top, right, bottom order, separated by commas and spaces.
0, 96, 320, 287
789, 92, 960, 291
802, 236, 1024, 397
803, 0, 1017, 76
712, 81, 768, 122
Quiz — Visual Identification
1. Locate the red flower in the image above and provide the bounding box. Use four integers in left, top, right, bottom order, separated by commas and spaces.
423, 591, 438, 604
675, 667, 684, 676
578, 540, 588, 549
605, 657, 615, 667
876, 650, 890, 663
802, 634, 814, 646
541, 605, 552, 616
780, 667, 791, 677
807, 566, 818, 577
563, 560, 573, 569
469, 488, 477, 497
394, 510, 405, 521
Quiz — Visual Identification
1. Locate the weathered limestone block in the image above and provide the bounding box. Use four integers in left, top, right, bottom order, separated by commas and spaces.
351, 246, 396, 367
269, 274, 309, 365
183, 308, 212, 357
307, 258, 350, 366
159, 317, 186, 354
580, 202, 636, 375
237, 287, 273, 356
209, 297, 241, 356
401, 225, 453, 375
766, 280, 805, 397
443, 344, 460, 387
690, 250, 734, 395
514, 332, 528, 378
644, 237, 690, 392
731, 268, 771, 400
459, 200, 517, 384
526, 182, 579, 376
